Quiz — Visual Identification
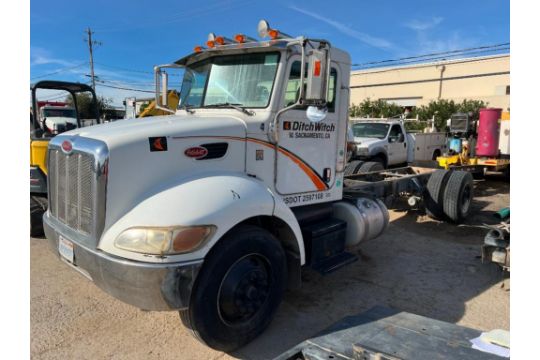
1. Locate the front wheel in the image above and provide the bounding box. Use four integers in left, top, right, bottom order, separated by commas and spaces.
180, 225, 287, 352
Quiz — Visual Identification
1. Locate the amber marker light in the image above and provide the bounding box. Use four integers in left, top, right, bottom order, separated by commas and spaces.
268, 29, 279, 39
234, 34, 246, 43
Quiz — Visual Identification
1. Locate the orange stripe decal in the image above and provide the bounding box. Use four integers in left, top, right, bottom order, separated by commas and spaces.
171, 135, 328, 191
244, 138, 327, 191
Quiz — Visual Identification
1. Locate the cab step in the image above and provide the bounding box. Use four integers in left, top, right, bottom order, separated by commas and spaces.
312, 251, 358, 275
298, 214, 358, 275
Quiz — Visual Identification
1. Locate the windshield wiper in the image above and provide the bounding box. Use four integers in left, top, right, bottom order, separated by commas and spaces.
203, 103, 254, 116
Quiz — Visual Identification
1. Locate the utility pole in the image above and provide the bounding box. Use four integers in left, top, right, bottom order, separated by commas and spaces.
84, 27, 101, 91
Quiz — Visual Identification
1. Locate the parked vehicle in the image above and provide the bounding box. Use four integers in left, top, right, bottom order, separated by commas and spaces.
348, 118, 446, 171
437, 110, 510, 179
43, 21, 474, 351
30, 81, 100, 236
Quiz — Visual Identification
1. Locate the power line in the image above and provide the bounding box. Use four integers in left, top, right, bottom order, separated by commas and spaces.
96, 83, 155, 93
39, 93, 71, 101
355, 48, 509, 70
352, 43, 510, 68
95, 62, 182, 76
95, 62, 154, 75
31, 62, 87, 80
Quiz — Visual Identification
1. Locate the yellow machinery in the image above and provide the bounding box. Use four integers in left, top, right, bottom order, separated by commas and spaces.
138, 91, 179, 117
30, 80, 100, 236
437, 111, 510, 177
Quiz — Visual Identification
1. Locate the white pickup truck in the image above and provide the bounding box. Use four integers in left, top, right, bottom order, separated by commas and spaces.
347, 118, 446, 173
43, 20, 473, 351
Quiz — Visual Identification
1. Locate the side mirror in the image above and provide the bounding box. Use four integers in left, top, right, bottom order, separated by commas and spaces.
398, 133, 405, 142
154, 65, 178, 114
305, 46, 330, 105
306, 105, 327, 122
161, 71, 169, 107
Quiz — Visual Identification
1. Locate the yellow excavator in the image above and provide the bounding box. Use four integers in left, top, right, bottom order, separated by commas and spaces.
30, 81, 100, 236
138, 90, 179, 117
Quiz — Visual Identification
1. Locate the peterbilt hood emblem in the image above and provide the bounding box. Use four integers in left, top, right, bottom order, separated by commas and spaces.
61, 140, 73, 153
184, 146, 208, 159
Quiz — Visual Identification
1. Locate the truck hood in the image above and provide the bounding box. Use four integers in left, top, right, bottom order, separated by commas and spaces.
59, 114, 248, 229
45, 116, 77, 126
353, 137, 384, 147
66, 114, 247, 148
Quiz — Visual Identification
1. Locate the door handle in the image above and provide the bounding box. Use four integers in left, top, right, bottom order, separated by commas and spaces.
323, 168, 332, 183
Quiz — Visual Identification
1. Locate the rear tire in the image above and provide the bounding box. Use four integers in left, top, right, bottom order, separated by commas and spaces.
180, 225, 287, 352
357, 161, 384, 174
30, 196, 47, 237
344, 160, 364, 176
443, 171, 474, 223
424, 169, 450, 220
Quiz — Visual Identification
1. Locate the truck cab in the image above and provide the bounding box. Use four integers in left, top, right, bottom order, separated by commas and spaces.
349, 119, 409, 167
43, 21, 393, 351
39, 105, 78, 134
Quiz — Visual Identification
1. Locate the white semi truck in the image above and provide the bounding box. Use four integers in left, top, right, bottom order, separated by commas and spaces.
44, 21, 474, 351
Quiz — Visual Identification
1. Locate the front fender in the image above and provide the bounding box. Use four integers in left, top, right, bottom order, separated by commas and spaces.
99, 174, 303, 264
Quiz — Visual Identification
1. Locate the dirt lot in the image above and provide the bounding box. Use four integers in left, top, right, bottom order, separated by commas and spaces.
31, 176, 509, 359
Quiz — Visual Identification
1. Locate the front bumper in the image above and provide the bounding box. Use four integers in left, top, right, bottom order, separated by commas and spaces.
43, 213, 203, 311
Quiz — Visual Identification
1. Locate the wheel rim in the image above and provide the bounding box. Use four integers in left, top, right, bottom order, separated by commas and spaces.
460, 184, 472, 214
217, 254, 272, 326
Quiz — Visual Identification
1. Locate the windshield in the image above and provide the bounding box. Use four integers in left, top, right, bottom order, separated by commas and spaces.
42, 108, 76, 118
351, 123, 390, 139
179, 52, 280, 109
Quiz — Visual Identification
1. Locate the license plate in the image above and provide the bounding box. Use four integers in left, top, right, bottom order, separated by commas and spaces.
59, 236, 74, 263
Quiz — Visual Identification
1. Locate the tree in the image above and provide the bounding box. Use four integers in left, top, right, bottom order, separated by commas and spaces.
411, 99, 488, 131
139, 101, 151, 113
349, 98, 489, 132
349, 98, 404, 118
65, 93, 112, 119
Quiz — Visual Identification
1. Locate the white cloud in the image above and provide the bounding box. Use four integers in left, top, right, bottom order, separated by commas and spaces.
404, 17, 444, 31
289, 5, 395, 51
30, 47, 75, 67
401, 17, 479, 55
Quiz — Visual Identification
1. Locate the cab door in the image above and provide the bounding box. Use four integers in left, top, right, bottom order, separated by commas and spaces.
387, 124, 408, 165
275, 59, 340, 197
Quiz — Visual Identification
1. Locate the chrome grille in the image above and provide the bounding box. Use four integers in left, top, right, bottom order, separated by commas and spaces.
49, 149, 95, 235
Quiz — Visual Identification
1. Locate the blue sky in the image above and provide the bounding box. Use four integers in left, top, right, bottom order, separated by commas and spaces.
30, 0, 510, 106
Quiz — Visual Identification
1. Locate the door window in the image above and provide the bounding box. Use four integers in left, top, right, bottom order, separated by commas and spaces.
283, 61, 337, 112
388, 125, 404, 143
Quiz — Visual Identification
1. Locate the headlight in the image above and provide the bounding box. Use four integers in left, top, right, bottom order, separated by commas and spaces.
114, 225, 216, 255
357, 147, 369, 155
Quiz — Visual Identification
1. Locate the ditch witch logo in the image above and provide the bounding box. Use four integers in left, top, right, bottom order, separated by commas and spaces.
283, 121, 335, 132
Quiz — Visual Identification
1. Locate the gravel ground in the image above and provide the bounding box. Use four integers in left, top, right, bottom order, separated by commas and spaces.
30, 176, 509, 359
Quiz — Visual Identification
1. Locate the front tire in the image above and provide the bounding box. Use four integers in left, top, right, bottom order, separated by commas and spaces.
357, 161, 384, 173
344, 160, 364, 176
180, 225, 287, 352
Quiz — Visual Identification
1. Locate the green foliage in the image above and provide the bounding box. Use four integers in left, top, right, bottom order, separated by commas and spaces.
66, 93, 112, 119
139, 102, 150, 113
349, 98, 489, 132
349, 98, 403, 118
411, 99, 488, 130
404, 121, 426, 132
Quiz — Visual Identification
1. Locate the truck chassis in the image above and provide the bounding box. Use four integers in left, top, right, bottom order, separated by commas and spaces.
344, 166, 435, 200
